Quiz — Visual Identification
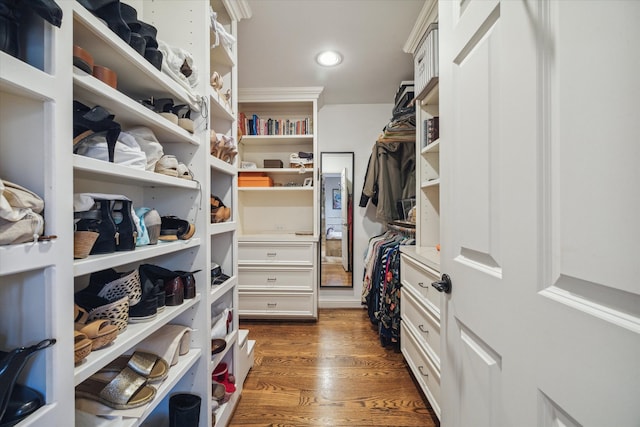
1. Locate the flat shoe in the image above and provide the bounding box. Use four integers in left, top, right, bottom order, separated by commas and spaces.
98, 351, 169, 384
211, 338, 226, 355
75, 366, 156, 410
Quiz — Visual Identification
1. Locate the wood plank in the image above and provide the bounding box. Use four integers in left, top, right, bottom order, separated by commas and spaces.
229, 308, 439, 426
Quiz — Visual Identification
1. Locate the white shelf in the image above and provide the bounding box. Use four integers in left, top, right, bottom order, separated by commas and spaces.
209, 221, 237, 236
210, 39, 235, 67
421, 178, 440, 189
238, 186, 313, 191
209, 87, 235, 120
74, 296, 202, 385
73, 70, 200, 146
210, 156, 238, 176
240, 135, 314, 145
238, 167, 314, 174
211, 329, 238, 370
73, 155, 200, 188
0, 51, 56, 101
73, 239, 202, 277
72, 3, 197, 108
0, 240, 57, 276
122, 349, 202, 427
421, 138, 440, 154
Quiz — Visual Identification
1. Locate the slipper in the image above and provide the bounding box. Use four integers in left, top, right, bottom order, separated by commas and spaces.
75, 319, 118, 351
98, 351, 169, 384
74, 331, 92, 365
75, 366, 156, 410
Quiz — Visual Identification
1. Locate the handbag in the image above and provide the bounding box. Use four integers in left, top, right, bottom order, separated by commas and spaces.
0, 179, 45, 245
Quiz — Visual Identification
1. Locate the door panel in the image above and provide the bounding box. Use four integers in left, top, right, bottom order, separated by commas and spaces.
440, 0, 640, 426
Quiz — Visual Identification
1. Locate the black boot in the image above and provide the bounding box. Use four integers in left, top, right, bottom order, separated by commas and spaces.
110, 199, 136, 251
0, 339, 55, 422
169, 393, 201, 427
76, 0, 130, 43
75, 199, 118, 255
0, 0, 20, 57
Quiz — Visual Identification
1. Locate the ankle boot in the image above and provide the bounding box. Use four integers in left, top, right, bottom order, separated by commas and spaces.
169, 393, 200, 427
110, 199, 136, 251
75, 199, 117, 255
0, 339, 55, 421
76, 0, 130, 43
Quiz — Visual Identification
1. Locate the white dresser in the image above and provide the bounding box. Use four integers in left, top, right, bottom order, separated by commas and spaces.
238, 239, 318, 319
400, 246, 442, 419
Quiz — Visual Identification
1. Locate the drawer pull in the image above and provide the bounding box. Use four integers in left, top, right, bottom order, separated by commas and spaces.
418, 282, 429, 290
419, 325, 429, 335
266, 252, 277, 257
418, 366, 429, 378
267, 303, 277, 307
267, 277, 277, 282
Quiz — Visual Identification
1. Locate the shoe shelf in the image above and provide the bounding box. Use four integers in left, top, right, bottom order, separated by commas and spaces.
210, 155, 237, 176
72, 4, 197, 109
211, 329, 238, 370
120, 349, 202, 427
210, 39, 235, 68
210, 221, 237, 236
0, 51, 56, 101
209, 87, 235, 120
73, 239, 202, 277
74, 295, 202, 385
210, 275, 237, 301
421, 178, 441, 189
0, 241, 58, 276
73, 70, 200, 146
239, 167, 315, 175
73, 156, 200, 189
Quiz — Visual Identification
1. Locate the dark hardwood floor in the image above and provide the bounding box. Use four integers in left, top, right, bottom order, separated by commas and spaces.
229, 308, 439, 427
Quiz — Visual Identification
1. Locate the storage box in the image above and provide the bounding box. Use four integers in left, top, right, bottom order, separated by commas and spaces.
238, 176, 273, 187
263, 159, 283, 168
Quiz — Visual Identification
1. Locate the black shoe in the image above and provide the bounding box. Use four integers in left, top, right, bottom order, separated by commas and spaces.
76, 0, 130, 43
74, 199, 118, 255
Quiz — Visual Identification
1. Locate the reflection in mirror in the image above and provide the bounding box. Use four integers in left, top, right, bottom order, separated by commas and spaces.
320, 152, 354, 288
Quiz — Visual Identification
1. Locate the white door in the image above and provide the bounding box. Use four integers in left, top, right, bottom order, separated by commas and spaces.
439, 1, 640, 426
340, 168, 349, 271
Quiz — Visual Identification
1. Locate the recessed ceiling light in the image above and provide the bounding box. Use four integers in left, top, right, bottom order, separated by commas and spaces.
316, 50, 342, 67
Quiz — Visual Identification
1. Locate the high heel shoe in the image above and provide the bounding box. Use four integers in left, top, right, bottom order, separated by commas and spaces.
73, 101, 121, 163
76, 0, 130, 43
0, 339, 56, 422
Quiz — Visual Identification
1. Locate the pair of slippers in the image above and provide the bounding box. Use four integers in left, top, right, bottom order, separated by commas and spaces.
74, 304, 119, 365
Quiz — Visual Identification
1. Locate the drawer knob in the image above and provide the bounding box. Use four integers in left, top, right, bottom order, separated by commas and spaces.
432, 273, 452, 294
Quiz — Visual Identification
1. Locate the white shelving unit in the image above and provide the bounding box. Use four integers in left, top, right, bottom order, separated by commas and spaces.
236, 88, 322, 320
0, 1, 251, 426
399, 0, 442, 420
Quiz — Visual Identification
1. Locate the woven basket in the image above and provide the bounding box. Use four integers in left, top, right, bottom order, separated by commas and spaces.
74, 231, 99, 259
97, 269, 142, 306
87, 296, 129, 333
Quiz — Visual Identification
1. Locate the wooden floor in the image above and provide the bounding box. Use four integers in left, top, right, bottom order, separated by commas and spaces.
320, 262, 353, 287
229, 309, 439, 427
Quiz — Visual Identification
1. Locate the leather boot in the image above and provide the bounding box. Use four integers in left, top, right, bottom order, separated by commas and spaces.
169, 393, 200, 427
110, 199, 136, 251
75, 199, 117, 255
0, 0, 19, 58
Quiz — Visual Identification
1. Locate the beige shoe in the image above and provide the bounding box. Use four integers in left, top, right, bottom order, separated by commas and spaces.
155, 155, 179, 177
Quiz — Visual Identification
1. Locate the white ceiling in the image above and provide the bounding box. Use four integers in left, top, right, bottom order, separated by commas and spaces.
237, 0, 425, 105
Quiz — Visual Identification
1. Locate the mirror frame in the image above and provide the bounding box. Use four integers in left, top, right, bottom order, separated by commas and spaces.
319, 152, 354, 288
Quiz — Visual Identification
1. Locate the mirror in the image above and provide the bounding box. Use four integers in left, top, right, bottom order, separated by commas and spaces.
320, 152, 354, 288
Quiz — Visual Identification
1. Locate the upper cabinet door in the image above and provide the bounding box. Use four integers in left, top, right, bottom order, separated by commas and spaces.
439, 1, 640, 426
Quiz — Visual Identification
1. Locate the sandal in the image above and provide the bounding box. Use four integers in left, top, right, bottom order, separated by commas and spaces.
75, 366, 156, 410
98, 351, 169, 384
210, 71, 223, 90
172, 104, 194, 133
135, 324, 191, 367
159, 216, 195, 241
76, 320, 118, 351
74, 331, 92, 365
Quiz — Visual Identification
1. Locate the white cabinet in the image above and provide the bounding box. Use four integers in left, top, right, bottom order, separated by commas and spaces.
400, 0, 442, 420
236, 88, 323, 320
1, 1, 250, 425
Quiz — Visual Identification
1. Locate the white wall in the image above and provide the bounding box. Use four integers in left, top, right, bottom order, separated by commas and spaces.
317, 103, 392, 307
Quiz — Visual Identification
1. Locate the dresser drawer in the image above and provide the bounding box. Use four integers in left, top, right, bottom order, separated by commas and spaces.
401, 323, 441, 419
239, 241, 315, 265
401, 286, 441, 365
238, 291, 316, 319
401, 254, 441, 315
238, 266, 315, 291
